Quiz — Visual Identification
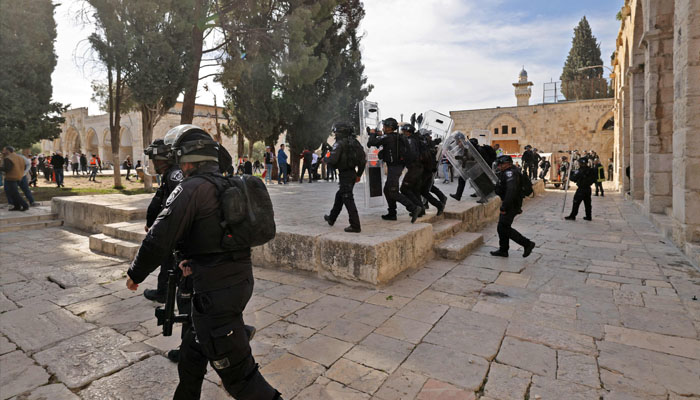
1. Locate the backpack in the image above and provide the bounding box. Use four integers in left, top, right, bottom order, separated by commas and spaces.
200, 174, 276, 250
399, 135, 419, 165
340, 137, 366, 170
520, 171, 534, 198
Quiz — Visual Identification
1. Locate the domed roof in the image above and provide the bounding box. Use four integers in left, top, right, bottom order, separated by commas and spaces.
519, 67, 528, 78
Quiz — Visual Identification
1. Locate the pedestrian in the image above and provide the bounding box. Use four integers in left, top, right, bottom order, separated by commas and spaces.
1, 146, 29, 211
299, 147, 313, 183
253, 160, 261, 174
521, 145, 533, 180
490, 155, 535, 258
594, 158, 605, 197
264, 146, 274, 184
367, 117, 424, 223
607, 158, 614, 181
126, 125, 282, 399
51, 151, 65, 187
80, 153, 88, 175
18, 152, 37, 206
565, 156, 596, 221
243, 155, 253, 175
532, 148, 541, 180
88, 154, 98, 181
441, 154, 450, 184
494, 143, 503, 157
324, 122, 366, 232
277, 144, 288, 184
311, 152, 320, 180
71, 152, 80, 176
123, 156, 133, 181
29, 156, 38, 187
559, 156, 570, 190
539, 157, 551, 183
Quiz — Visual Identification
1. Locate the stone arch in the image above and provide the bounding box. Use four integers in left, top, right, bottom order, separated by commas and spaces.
594, 110, 615, 133
486, 112, 527, 153
119, 127, 133, 163
65, 126, 82, 155
86, 128, 99, 157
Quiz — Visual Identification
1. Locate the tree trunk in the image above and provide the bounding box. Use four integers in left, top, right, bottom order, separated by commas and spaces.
213, 95, 222, 143
290, 144, 300, 182
237, 131, 245, 161
141, 107, 154, 192
108, 66, 122, 189
180, 0, 205, 124
247, 140, 254, 159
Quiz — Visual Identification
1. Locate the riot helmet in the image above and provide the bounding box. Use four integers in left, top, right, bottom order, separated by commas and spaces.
382, 118, 398, 131
496, 155, 513, 165
164, 124, 219, 164
469, 138, 479, 147
144, 139, 172, 161
399, 124, 416, 135
332, 121, 355, 138
418, 128, 432, 137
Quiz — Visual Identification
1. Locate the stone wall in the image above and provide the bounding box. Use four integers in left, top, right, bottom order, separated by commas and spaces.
450, 99, 615, 161
612, 0, 700, 261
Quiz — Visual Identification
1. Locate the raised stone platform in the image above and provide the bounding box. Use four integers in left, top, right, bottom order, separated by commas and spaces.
68, 179, 544, 285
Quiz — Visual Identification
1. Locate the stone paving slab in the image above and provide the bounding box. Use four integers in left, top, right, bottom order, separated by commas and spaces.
1, 189, 700, 399
0, 350, 50, 400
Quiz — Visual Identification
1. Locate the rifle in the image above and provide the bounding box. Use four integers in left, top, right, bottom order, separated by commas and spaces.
155, 256, 189, 336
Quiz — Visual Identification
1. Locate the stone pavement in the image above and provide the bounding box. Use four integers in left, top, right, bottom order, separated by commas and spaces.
1, 189, 699, 399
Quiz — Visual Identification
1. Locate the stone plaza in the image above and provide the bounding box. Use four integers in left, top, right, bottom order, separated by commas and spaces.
1, 180, 699, 399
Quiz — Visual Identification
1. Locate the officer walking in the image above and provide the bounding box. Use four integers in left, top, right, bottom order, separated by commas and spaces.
367, 118, 423, 223
565, 156, 595, 221
142, 139, 184, 304
594, 158, 605, 196
490, 155, 536, 258
324, 122, 366, 233
126, 125, 281, 400
399, 124, 424, 214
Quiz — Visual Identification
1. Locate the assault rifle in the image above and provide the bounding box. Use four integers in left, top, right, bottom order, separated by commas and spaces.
155, 260, 189, 336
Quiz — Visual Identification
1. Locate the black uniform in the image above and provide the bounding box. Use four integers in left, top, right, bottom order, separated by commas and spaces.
129, 164, 278, 400
532, 152, 541, 180
521, 149, 534, 180
367, 131, 419, 216
400, 135, 424, 208
145, 165, 184, 296
494, 166, 532, 253
326, 136, 365, 230
419, 136, 446, 211
567, 163, 596, 220
539, 160, 551, 182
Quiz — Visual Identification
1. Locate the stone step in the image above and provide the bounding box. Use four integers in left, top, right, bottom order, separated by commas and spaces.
431, 219, 463, 242
433, 232, 484, 261
102, 221, 147, 243
89, 233, 140, 260
0, 219, 63, 233
0, 213, 59, 226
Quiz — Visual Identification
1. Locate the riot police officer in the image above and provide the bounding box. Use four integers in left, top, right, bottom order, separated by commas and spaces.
418, 129, 447, 215
367, 118, 423, 223
126, 125, 281, 400
399, 124, 424, 214
490, 155, 536, 258
324, 122, 366, 233
565, 156, 595, 221
143, 139, 184, 303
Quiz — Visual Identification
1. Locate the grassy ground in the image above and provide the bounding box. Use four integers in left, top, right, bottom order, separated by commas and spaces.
2, 173, 151, 203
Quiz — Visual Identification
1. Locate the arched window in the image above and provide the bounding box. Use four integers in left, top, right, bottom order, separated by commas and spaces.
602, 117, 614, 131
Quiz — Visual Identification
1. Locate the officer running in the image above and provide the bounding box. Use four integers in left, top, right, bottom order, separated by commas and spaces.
126, 125, 281, 400
367, 118, 423, 223
565, 156, 596, 221
398, 124, 425, 215
324, 122, 366, 233
490, 155, 536, 258
418, 129, 447, 215
142, 139, 184, 304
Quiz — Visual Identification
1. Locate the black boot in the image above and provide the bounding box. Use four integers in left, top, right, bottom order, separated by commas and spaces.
564, 215, 575, 221
523, 241, 535, 258
490, 249, 508, 257
144, 289, 166, 303
410, 206, 424, 223
381, 213, 397, 221
583, 216, 592, 221
450, 193, 460, 201
344, 226, 361, 233
324, 215, 335, 226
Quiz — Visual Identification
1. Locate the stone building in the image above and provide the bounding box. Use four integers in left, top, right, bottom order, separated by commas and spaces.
450, 69, 615, 157
611, 0, 699, 262
41, 102, 236, 168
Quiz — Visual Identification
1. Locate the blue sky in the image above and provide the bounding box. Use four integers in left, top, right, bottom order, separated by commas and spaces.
51, 0, 623, 119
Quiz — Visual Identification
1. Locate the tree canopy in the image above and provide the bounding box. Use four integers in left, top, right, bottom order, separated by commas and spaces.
560, 16, 609, 100
0, 0, 66, 149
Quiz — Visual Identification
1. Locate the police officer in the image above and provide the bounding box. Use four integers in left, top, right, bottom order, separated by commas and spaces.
399, 124, 424, 214
323, 122, 366, 233
490, 155, 535, 258
367, 118, 423, 223
418, 129, 447, 215
565, 156, 595, 221
143, 139, 184, 303
126, 125, 281, 400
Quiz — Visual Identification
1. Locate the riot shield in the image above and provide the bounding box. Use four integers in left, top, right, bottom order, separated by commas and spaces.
420, 110, 453, 142
358, 100, 385, 208
442, 131, 498, 201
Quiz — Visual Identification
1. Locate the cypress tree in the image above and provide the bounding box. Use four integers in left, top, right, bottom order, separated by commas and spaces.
560, 16, 608, 100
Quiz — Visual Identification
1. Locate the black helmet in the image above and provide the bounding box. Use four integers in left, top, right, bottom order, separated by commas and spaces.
469, 138, 479, 147
332, 121, 354, 138
418, 128, 432, 137
496, 155, 513, 165
399, 124, 415, 134
382, 118, 398, 131
164, 124, 219, 164
144, 139, 172, 161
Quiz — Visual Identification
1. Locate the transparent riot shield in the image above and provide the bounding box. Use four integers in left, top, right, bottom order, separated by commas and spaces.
358, 100, 385, 208
420, 110, 453, 142
442, 131, 499, 201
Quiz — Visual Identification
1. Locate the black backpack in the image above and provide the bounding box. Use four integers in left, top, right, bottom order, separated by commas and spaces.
520, 171, 534, 198
200, 174, 276, 250
340, 137, 367, 171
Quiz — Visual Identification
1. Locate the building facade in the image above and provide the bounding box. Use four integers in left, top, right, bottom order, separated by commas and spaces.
612, 0, 700, 261
450, 69, 615, 158
41, 102, 236, 168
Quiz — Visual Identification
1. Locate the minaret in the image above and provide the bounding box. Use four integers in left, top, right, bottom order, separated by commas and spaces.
513, 67, 534, 106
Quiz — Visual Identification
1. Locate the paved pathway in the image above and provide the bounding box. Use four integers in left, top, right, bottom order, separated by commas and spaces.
1, 190, 699, 399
